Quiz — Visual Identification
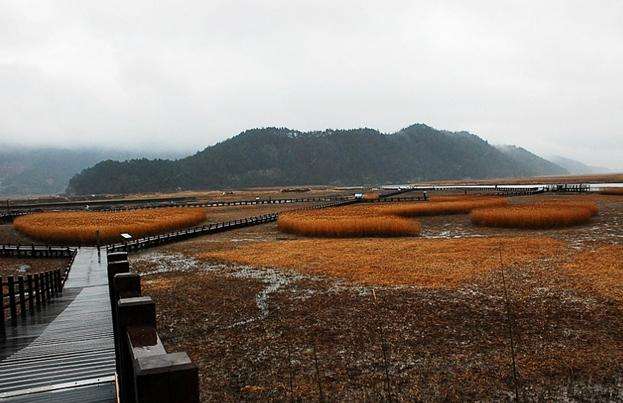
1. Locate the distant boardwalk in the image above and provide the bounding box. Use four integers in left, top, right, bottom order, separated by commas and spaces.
0, 248, 115, 402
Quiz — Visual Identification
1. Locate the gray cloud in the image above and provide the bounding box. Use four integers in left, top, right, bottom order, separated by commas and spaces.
1, 0, 621, 168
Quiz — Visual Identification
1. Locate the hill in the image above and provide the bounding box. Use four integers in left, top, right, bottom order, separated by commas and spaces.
547, 155, 613, 175
67, 124, 568, 195
0, 146, 181, 196
496, 145, 567, 176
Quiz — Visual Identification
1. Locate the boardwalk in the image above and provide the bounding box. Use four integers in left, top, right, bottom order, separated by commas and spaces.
0, 248, 116, 402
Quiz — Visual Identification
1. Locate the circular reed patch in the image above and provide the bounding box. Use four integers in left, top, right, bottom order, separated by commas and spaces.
384, 197, 509, 217
278, 208, 420, 238
470, 203, 598, 229
13, 208, 206, 244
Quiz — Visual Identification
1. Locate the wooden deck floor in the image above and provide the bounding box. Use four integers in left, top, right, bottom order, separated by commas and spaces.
0, 247, 116, 402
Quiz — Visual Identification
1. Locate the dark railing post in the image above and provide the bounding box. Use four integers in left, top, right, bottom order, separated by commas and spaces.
111, 271, 140, 401
45, 272, 52, 301
55, 270, 62, 295
8, 277, 17, 326
18, 277, 26, 318
117, 296, 156, 402
27, 275, 34, 313
0, 276, 4, 333
40, 273, 46, 305
52, 271, 58, 296
34, 274, 41, 309
107, 253, 130, 379
134, 351, 199, 403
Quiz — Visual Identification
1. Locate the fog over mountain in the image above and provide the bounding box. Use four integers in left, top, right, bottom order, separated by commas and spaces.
1, 1, 622, 169
0, 146, 183, 196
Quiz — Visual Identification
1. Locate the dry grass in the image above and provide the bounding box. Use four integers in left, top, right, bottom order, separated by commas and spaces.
385, 197, 509, 217
13, 208, 206, 244
198, 236, 564, 287
539, 199, 600, 216
471, 203, 598, 229
278, 212, 420, 238
277, 198, 507, 238
277, 203, 422, 238
564, 244, 623, 303
600, 188, 623, 196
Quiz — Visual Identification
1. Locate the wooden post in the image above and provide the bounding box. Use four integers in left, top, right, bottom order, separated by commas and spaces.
0, 276, 5, 333
110, 270, 139, 390
45, 272, 52, 301
27, 275, 34, 313
34, 274, 41, 309
18, 277, 26, 318
40, 273, 46, 305
116, 297, 156, 403
52, 271, 58, 296
8, 277, 17, 326
134, 352, 199, 403
57, 270, 61, 294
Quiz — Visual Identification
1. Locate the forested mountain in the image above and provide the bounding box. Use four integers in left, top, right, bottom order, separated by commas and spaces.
496, 145, 567, 176
0, 146, 181, 196
67, 124, 568, 195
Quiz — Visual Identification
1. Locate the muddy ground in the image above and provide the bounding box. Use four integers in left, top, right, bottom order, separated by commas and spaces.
130, 193, 623, 401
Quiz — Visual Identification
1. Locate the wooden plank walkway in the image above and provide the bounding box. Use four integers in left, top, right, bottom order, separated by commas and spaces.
0, 247, 116, 402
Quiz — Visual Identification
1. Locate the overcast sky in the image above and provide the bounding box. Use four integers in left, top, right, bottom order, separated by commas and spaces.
1, 1, 621, 168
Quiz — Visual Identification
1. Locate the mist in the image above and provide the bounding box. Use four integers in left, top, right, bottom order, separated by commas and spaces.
1, 1, 621, 168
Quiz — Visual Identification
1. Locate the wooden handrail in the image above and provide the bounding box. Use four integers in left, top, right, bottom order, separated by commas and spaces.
1, 248, 76, 332
108, 252, 199, 402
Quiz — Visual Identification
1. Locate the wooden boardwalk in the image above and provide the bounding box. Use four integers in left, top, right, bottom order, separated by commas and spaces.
0, 248, 116, 402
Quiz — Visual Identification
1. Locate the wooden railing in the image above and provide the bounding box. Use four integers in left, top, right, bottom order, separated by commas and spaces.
107, 251, 199, 403
4, 195, 354, 215
0, 244, 75, 258
0, 248, 75, 331
379, 195, 428, 202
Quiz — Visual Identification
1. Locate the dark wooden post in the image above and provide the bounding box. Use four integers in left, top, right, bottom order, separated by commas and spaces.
106, 256, 129, 342
116, 296, 156, 402
51, 271, 57, 296
134, 352, 199, 403
18, 277, 26, 318
55, 270, 61, 295
27, 275, 34, 313
111, 272, 140, 398
34, 274, 41, 309
0, 276, 5, 333
45, 272, 52, 301
40, 273, 46, 305
8, 277, 17, 326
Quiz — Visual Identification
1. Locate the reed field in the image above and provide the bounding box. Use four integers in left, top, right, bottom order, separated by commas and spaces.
199, 236, 565, 287
470, 202, 598, 229
381, 196, 509, 217
564, 244, 623, 303
13, 208, 206, 244
538, 199, 600, 216
278, 209, 420, 237
277, 197, 510, 237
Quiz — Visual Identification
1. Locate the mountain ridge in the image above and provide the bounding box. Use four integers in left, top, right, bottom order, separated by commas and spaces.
66, 124, 568, 195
